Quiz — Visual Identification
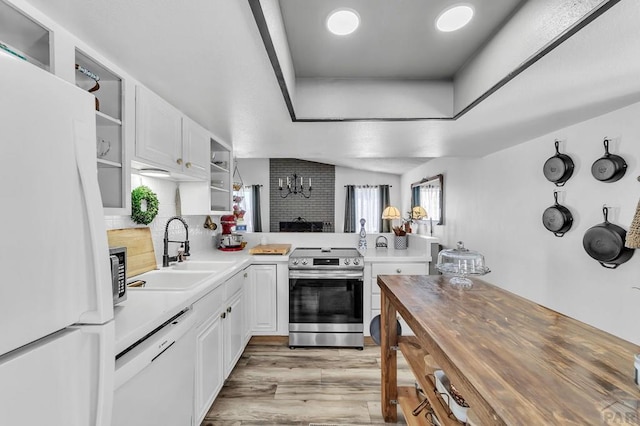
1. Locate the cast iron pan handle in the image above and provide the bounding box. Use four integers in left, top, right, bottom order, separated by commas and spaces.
603, 138, 611, 157
602, 206, 609, 223
553, 191, 560, 206
554, 140, 561, 155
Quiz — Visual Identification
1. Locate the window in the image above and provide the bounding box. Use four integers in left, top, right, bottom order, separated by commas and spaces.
234, 187, 253, 232
355, 186, 380, 233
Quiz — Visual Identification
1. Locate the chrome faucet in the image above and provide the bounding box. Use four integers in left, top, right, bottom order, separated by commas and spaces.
163, 216, 190, 267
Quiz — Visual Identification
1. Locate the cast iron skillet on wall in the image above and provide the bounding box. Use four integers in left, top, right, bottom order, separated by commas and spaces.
583, 206, 634, 269
542, 192, 573, 237
543, 140, 574, 186
591, 138, 627, 182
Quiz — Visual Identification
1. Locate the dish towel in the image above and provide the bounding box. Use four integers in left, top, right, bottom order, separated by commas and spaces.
625, 198, 640, 248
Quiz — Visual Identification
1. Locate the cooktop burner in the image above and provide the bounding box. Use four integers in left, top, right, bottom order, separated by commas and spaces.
288, 247, 363, 269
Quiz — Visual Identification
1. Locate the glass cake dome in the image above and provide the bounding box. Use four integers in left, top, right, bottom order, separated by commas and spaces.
436, 241, 490, 288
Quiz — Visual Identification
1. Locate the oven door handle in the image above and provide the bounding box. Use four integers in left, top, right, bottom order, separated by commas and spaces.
289, 270, 364, 280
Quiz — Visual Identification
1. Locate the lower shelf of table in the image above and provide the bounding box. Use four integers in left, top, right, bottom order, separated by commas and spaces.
398, 336, 465, 426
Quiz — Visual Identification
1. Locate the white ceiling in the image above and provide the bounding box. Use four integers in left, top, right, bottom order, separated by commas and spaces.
21, 0, 640, 175
279, 0, 523, 79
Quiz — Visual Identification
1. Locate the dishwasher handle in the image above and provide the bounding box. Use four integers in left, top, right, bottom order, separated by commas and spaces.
115, 309, 195, 389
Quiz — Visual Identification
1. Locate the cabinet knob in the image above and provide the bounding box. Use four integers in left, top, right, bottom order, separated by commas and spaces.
185, 162, 192, 168
176, 158, 183, 165
221, 312, 226, 319
227, 306, 232, 313
244, 273, 248, 278
396, 268, 402, 273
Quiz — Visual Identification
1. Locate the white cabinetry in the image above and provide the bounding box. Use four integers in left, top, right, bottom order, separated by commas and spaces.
135, 85, 210, 180
248, 265, 278, 334
193, 284, 225, 425
0, 1, 50, 72
368, 262, 428, 337
193, 269, 249, 425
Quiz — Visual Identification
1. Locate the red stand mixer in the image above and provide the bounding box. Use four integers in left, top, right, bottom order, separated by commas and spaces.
219, 215, 244, 250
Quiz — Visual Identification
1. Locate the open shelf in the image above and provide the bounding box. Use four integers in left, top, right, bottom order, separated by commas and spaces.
210, 162, 230, 173
398, 386, 434, 426
398, 337, 464, 426
97, 158, 122, 168
210, 185, 230, 193
96, 110, 122, 126
0, 1, 50, 71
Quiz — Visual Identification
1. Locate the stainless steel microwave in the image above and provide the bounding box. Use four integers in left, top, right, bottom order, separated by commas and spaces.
109, 246, 127, 305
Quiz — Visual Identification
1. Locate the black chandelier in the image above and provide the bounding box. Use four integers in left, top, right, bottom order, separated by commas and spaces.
278, 173, 312, 198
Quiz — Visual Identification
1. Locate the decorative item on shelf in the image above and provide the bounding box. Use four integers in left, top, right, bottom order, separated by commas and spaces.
436, 241, 490, 288
411, 206, 429, 235
375, 235, 388, 248
382, 205, 406, 249
75, 63, 100, 111
96, 138, 111, 158
543, 139, 574, 187
203, 215, 217, 230
358, 218, 367, 255
278, 172, 312, 198
131, 185, 159, 225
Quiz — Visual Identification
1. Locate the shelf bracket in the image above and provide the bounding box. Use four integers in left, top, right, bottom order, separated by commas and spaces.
390, 345, 399, 351
389, 399, 398, 405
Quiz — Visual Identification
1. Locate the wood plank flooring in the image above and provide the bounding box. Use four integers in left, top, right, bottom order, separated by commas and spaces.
201, 341, 416, 425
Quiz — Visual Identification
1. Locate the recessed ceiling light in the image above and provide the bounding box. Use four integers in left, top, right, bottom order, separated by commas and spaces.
436, 5, 474, 32
326, 9, 360, 36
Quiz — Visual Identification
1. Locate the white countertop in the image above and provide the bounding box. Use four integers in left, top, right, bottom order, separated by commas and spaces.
113, 242, 432, 354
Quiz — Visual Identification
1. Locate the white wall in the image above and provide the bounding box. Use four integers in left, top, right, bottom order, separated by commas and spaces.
334, 166, 401, 232
401, 101, 640, 344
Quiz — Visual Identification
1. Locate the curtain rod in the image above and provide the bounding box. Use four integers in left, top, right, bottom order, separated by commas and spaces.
344, 185, 392, 187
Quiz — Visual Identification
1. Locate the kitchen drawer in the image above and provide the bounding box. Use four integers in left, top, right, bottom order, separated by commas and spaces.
371, 262, 428, 278
193, 284, 225, 326
224, 269, 246, 300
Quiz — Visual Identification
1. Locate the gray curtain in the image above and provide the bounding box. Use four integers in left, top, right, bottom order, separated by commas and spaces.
343, 185, 356, 232
251, 185, 262, 232
380, 185, 391, 232
412, 186, 420, 207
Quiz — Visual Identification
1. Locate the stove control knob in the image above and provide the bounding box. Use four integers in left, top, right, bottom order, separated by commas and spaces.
353, 258, 360, 266
344, 258, 351, 265
301, 259, 308, 265
292, 259, 299, 266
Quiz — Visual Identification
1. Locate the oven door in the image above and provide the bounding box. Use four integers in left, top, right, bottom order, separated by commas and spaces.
289, 270, 363, 330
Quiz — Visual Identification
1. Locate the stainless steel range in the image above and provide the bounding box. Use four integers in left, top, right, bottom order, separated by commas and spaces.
288, 247, 364, 348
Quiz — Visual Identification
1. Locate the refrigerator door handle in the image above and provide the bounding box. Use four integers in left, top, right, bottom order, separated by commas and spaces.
73, 120, 113, 324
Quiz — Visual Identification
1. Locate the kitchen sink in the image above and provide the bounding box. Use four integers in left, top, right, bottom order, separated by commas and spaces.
169, 261, 236, 272
127, 270, 213, 291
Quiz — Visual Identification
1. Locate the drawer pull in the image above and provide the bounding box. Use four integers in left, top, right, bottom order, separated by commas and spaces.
396, 268, 402, 273
227, 306, 232, 313
221, 312, 226, 319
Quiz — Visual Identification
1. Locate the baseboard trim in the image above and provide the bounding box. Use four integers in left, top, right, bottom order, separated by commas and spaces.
248, 335, 378, 347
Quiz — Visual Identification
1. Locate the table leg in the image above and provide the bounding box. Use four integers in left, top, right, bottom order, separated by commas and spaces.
381, 288, 398, 422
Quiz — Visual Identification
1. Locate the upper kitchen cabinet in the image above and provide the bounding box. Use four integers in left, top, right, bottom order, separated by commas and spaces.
181, 136, 233, 215
0, 0, 50, 72
134, 85, 209, 181
75, 49, 128, 213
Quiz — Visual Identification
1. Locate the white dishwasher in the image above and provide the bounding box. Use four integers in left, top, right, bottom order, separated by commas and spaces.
113, 309, 196, 426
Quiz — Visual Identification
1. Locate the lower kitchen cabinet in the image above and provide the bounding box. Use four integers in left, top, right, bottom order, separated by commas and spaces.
193, 269, 248, 424
367, 262, 429, 338
247, 265, 277, 334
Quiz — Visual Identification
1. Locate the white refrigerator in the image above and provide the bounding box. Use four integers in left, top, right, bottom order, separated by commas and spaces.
0, 52, 115, 425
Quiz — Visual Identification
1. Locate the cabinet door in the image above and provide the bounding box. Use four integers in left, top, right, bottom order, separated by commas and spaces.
250, 265, 277, 334
135, 85, 182, 171
182, 116, 210, 180
223, 292, 244, 378
242, 269, 252, 344
195, 314, 224, 424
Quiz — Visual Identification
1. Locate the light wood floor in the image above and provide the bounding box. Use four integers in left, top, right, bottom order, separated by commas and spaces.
201, 340, 416, 425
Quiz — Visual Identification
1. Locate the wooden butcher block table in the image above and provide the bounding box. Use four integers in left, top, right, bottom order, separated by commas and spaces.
377, 274, 640, 425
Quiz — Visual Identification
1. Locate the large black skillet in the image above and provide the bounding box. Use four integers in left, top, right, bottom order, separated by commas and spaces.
583, 207, 634, 269
543, 140, 574, 186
